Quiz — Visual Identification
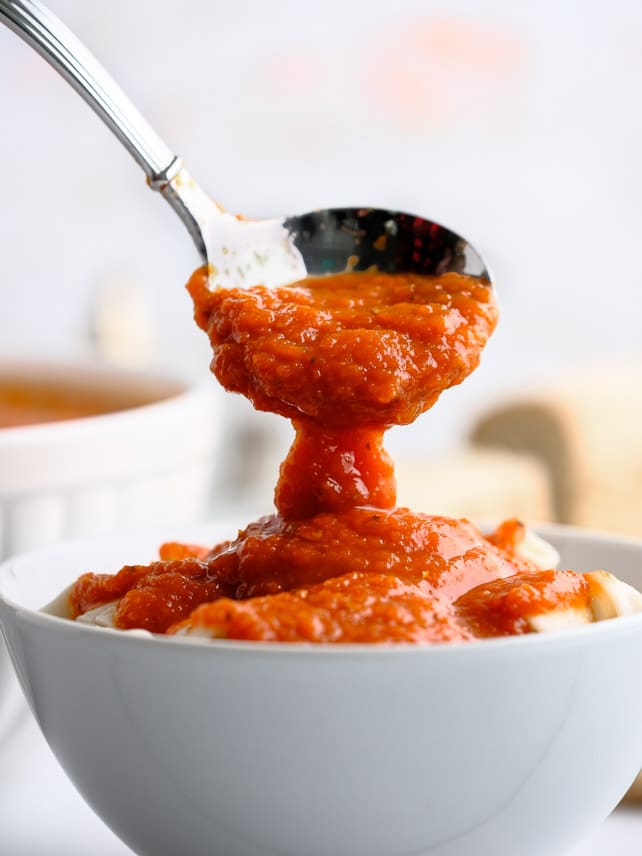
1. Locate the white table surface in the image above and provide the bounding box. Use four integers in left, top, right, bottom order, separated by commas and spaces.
1, 680, 641, 856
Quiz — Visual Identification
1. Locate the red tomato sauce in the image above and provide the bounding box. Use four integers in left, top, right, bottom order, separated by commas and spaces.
69, 267, 586, 643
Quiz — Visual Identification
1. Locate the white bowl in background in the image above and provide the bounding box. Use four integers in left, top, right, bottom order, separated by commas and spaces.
0, 359, 221, 559
1, 523, 641, 856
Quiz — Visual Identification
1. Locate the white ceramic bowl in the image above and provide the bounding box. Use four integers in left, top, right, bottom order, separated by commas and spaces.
1, 523, 642, 856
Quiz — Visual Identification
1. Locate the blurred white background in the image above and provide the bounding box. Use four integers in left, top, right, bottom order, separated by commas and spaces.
1, 0, 641, 520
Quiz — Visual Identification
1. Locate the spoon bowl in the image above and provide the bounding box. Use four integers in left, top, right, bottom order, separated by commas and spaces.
195, 204, 490, 291
0, 0, 491, 292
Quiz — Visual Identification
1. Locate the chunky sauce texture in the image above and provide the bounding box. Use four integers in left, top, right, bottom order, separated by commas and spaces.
70, 267, 589, 643
188, 268, 497, 518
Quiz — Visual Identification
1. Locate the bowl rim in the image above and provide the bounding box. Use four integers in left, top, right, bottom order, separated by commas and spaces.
0, 358, 208, 443
2, 521, 642, 659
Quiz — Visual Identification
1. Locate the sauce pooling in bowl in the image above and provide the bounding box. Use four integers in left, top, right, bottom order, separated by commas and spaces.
68, 268, 642, 642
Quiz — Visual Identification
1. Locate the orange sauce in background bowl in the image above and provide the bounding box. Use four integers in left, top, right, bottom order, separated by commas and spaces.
0, 372, 178, 429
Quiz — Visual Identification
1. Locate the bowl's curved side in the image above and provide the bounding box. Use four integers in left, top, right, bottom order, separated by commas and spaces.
1, 526, 642, 856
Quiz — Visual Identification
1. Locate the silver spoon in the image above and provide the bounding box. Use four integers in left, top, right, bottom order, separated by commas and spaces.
0, 0, 491, 290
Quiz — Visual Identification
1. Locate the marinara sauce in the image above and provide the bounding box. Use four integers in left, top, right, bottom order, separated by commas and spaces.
188, 269, 497, 518
70, 267, 584, 643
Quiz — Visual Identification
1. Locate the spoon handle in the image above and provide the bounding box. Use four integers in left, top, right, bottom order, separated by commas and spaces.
0, 0, 179, 186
